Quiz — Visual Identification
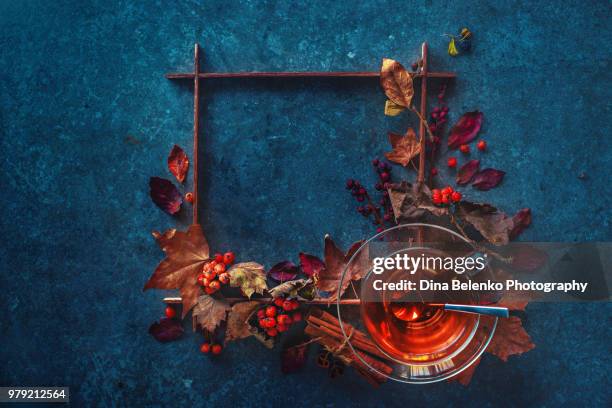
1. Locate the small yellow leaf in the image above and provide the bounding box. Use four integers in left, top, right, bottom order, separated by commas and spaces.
448, 37, 459, 57
384, 99, 406, 116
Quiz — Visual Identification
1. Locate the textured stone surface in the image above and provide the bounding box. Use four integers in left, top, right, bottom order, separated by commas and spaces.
0, 0, 610, 406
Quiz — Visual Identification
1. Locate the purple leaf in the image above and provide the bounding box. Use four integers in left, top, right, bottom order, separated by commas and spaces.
472, 169, 505, 190
456, 159, 480, 185
510, 208, 532, 240
448, 111, 483, 149
149, 177, 182, 214
268, 261, 299, 282
299, 252, 325, 277
281, 343, 309, 374
149, 318, 184, 342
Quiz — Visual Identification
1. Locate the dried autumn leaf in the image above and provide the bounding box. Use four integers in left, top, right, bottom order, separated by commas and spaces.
282, 343, 309, 374
448, 111, 483, 149
268, 278, 313, 299
149, 318, 184, 343
192, 294, 230, 332
318, 236, 369, 299
380, 58, 414, 107
472, 168, 506, 191
487, 316, 535, 361
299, 252, 325, 277
149, 177, 182, 215
167, 144, 189, 183
384, 129, 420, 167
384, 99, 406, 116
451, 357, 481, 385
455, 201, 514, 245
267, 261, 299, 282
456, 159, 480, 185
144, 224, 210, 318
388, 181, 448, 222
224, 301, 260, 345
510, 208, 532, 240
227, 262, 267, 299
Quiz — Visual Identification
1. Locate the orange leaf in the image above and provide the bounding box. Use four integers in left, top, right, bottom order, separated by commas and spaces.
380, 58, 414, 108
168, 144, 189, 183
487, 316, 535, 361
384, 128, 420, 167
144, 224, 210, 318
317, 235, 369, 300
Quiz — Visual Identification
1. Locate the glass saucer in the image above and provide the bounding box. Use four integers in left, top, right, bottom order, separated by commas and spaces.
336, 223, 497, 384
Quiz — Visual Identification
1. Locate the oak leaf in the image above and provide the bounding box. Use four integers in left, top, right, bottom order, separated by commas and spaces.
384, 129, 420, 167
317, 235, 369, 300
227, 262, 267, 299
167, 144, 189, 183
192, 294, 230, 332
144, 224, 210, 318
224, 301, 273, 349
487, 316, 535, 361
380, 58, 414, 107
388, 181, 448, 222
455, 201, 514, 245
224, 301, 260, 344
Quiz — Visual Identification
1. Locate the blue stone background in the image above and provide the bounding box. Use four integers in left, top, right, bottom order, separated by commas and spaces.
0, 0, 610, 406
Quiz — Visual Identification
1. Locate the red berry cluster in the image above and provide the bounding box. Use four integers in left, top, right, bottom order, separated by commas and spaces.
256, 297, 302, 338
197, 252, 235, 295
200, 342, 222, 355
432, 186, 462, 206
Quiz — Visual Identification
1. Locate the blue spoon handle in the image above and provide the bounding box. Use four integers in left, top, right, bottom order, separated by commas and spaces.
443, 304, 509, 318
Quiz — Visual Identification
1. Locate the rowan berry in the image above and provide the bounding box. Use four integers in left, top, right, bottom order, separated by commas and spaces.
200, 343, 211, 353
460, 144, 470, 154
477, 140, 487, 151
265, 306, 277, 318
223, 252, 235, 265
451, 191, 462, 202
447, 157, 457, 168
211, 344, 222, 355
165, 306, 176, 319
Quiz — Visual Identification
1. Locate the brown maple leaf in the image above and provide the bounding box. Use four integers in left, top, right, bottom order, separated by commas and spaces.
317, 235, 369, 299
380, 58, 414, 107
144, 224, 210, 318
384, 129, 421, 167
192, 294, 230, 332
487, 316, 535, 361
168, 144, 189, 183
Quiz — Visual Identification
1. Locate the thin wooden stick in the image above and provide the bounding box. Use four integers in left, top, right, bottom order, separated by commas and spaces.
163, 296, 361, 305
166, 71, 455, 79
417, 42, 429, 188
192, 43, 201, 225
